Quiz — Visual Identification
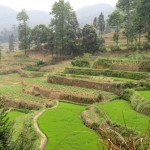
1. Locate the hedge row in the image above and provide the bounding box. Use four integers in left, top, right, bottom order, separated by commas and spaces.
93, 58, 150, 72
94, 58, 150, 65
121, 89, 150, 116
65, 67, 150, 80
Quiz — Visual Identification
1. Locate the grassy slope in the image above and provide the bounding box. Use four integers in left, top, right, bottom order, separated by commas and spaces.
98, 100, 150, 134
38, 103, 103, 150
138, 91, 150, 100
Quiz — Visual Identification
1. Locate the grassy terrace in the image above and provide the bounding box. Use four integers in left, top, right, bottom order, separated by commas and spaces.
0, 74, 44, 103
0, 85, 44, 103
56, 73, 136, 82
38, 103, 104, 150
98, 100, 150, 134
26, 77, 112, 97
138, 91, 150, 100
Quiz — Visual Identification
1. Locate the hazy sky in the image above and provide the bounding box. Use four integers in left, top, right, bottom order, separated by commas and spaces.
0, 0, 118, 11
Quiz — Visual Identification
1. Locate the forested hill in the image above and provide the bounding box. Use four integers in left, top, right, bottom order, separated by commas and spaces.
0, 3, 114, 29
76, 3, 115, 27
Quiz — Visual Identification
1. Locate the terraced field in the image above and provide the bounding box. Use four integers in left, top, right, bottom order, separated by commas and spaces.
0, 50, 150, 149
98, 100, 150, 134
38, 103, 103, 150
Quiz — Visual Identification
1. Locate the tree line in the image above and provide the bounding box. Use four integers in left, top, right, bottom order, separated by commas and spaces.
16, 0, 106, 56
5, 0, 150, 55
107, 0, 150, 50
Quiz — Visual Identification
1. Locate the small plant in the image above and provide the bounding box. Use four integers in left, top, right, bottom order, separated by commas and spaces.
71, 57, 90, 67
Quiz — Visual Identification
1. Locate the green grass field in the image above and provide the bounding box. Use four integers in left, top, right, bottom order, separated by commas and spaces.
38, 103, 104, 150
138, 91, 150, 100
98, 100, 150, 134
7, 111, 25, 122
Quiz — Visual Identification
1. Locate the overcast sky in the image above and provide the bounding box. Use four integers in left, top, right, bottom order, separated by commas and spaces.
0, 0, 118, 12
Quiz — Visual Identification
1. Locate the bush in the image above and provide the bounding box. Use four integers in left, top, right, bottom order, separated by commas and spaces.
142, 42, 150, 50
71, 57, 90, 67
36, 60, 45, 66
93, 58, 111, 68
129, 45, 138, 51
99, 46, 106, 52
110, 45, 122, 51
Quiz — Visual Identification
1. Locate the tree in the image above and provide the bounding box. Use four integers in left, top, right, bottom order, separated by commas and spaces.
82, 24, 98, 53
116, 0, 135, 49
93, 17, 98, 29
32, 24, 49, 50
50, 0, 79, 55
17, 9, 29, 55
108, 10, 123, 46
8, 33, 15, 53
98, 12, 105, 37
0, 110, 12, 150
136, 0, 150, 43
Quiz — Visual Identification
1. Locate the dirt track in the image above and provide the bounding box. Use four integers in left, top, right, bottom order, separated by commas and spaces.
34, 101, 58, 150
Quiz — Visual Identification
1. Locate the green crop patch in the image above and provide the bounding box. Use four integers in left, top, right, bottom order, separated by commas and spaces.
0, 85, 44, 103
98, 100, 150, 134
7, 111, 25, 122
38, 103, 104, 150
138, 91, 150, 100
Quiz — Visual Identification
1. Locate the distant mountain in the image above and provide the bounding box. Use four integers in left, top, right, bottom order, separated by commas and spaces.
27, 10, 51, 27
0, 4, 114, 30
76, 3, 115, 27
0, 6, 17, 29
0, 5, 51, 30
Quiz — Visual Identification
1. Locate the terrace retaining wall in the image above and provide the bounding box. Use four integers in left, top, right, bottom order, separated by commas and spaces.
47, 76, 123, 95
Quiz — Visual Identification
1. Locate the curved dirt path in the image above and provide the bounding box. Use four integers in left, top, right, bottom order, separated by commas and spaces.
34, 101, 58, 150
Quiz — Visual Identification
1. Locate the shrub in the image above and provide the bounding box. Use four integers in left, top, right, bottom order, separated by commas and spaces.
71, 57, 90, 67
128, 45, 138, 51
93, 58, 111, 68
99, 46, 106, 52
110, 45, 122, 51
142, 42, 150, 50
36, 60, 45, 66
